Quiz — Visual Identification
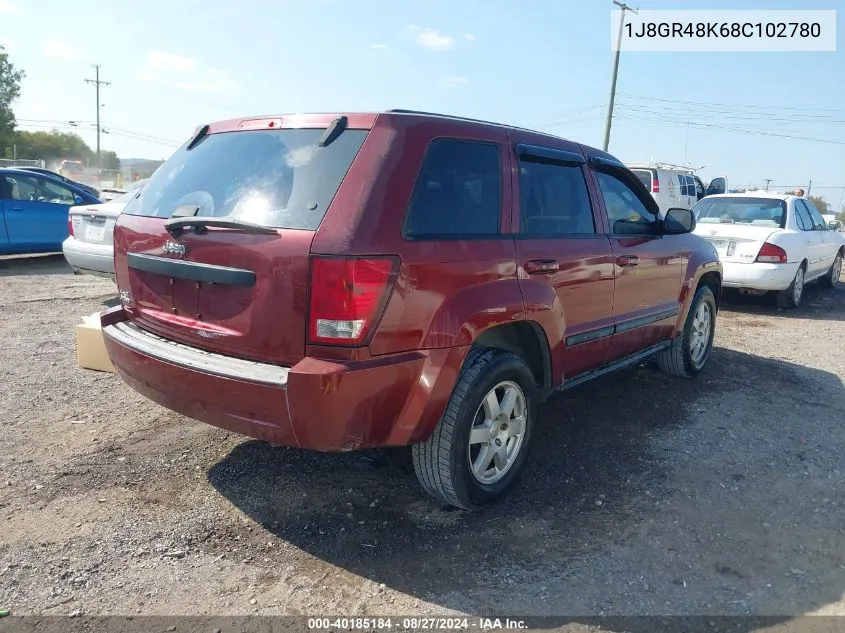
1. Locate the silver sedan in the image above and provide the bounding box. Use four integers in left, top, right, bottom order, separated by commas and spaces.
62, 179, 146, 279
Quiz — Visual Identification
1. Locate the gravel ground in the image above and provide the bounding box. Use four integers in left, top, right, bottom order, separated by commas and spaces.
1, 253, 844, 624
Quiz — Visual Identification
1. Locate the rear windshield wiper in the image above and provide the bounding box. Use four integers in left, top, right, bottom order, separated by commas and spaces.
165, 216, 278, 237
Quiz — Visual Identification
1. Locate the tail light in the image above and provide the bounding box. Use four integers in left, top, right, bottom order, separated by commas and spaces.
308, 256, 399, 345
755, 242, 787, 263
67, 215, 74, 237
651, 175, 660, 193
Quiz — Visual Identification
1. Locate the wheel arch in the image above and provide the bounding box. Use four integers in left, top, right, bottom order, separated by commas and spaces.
473, 320, 553, 398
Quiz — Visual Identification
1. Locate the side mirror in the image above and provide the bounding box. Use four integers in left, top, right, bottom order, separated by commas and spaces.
829, 220, 842, 231
663, 207, 695, 234
74, 195, 84, 205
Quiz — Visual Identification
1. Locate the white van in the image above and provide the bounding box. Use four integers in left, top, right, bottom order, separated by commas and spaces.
627, 162, 728, 217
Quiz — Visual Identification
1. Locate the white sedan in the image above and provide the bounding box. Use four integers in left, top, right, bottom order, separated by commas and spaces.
62, 179, 147, 280
691, 193, 844, 308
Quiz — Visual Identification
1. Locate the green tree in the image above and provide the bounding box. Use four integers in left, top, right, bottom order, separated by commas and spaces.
12, 129, 95, 163
0, 45, 25, 156
808, 195, 829, 213
101, 149, 120, 170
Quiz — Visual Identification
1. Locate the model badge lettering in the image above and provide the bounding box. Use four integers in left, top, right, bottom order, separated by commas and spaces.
163, 241, 186, 257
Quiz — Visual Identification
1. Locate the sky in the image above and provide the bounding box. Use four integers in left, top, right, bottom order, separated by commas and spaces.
1, 0, 843, 209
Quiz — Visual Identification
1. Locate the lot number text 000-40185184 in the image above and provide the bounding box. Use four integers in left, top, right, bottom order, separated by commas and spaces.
612, 10, 836, 52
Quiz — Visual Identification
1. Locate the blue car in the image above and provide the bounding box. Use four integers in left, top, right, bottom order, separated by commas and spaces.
0, 167, 102, 255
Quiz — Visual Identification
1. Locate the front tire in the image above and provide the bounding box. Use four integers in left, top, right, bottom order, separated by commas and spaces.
776, 264, 805, 308
657, 285, 716, 378
819, 252, 842, 289
412, 348, 537, 510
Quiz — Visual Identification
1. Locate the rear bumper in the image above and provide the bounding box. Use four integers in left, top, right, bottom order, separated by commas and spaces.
721, 261, 800, 291
101, 308, 463, 451
62, 237, 114, 277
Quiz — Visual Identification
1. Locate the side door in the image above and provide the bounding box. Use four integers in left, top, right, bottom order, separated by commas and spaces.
2, 173, 75, 251
706, 176, 728, 196
676, 174, 694, 210
589, 157, 685, 361
791, 199, 820, 273
693, 175, 707, 202
802, 199, 837, 276
512, 144, 615, 380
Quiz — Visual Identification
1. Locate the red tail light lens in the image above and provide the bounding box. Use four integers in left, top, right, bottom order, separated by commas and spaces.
652, 175, 660, 193
755, 242, 787, 263
308, 256, 398, 345
67, 215, 74, 237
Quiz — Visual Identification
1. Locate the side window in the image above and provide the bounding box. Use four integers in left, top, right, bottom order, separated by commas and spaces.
694, 177, 705, 199
518, 160, 595, 236
803, 200, 827, 229
677, 174, 688, 196
404, 139, 501, 238
686, 175, 696, 197
4, 175, 40, 201
794, 200, 813, 231
596, 170, 659, 236
39, 178, 78, 204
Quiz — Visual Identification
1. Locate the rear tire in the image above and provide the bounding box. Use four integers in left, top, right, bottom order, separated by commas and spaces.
776, 264, 805, 308
657, 285, 716, 378
412, 347, 537, 510
819, 252, 842, 289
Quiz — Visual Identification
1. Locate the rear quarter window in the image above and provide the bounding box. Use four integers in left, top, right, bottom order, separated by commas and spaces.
123, 128, 368, 231
403, 139, 501, 239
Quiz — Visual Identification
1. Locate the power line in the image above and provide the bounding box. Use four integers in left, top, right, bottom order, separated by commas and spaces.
615, 112, 845, 145
620, 93, 845, 115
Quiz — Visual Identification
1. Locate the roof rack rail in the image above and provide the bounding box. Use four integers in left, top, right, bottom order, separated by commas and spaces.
386, 109, 562, 139
629, 160, 698, 172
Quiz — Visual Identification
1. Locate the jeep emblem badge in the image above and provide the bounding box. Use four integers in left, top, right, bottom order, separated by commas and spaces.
163, 241, 186, 257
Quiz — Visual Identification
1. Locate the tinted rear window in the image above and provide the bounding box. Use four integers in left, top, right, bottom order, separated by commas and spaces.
693, 197, 787, 228
631, 169, 652, 189
123, 128, 368, 230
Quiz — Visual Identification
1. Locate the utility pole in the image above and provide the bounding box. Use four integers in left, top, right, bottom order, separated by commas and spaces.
807, 179, 812, 197
763, 178, 772, 191
683, 107, 692, 166
603, 0, 638, 152
84, 64, 110, 170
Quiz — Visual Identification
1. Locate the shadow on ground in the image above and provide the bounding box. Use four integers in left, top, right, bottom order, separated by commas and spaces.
720, 283, 845, 323
208, 346, 845, 627
0, 253, 71, 277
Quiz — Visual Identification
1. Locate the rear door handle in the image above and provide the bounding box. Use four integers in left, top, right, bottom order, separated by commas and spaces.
616, 255, 639, 267
524, 260, 559, 274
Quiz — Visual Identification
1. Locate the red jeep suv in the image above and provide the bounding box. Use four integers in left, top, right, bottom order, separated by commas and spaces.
101, 110, 722, 509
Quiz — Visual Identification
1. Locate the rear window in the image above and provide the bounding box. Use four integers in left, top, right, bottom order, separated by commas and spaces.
631, 169, 652, 189
123, 128, 368, 230
693, 197, 787, 228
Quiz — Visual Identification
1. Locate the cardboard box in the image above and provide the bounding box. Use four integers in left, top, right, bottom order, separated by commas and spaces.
76, 312, 115, 373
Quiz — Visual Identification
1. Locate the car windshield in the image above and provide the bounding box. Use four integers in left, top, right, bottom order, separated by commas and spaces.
123, 128, 368, 230
693, 197, 787, 228
631, 169, 651, 189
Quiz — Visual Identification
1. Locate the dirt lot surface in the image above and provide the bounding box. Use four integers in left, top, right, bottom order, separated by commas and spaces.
1, 254, 844, 622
